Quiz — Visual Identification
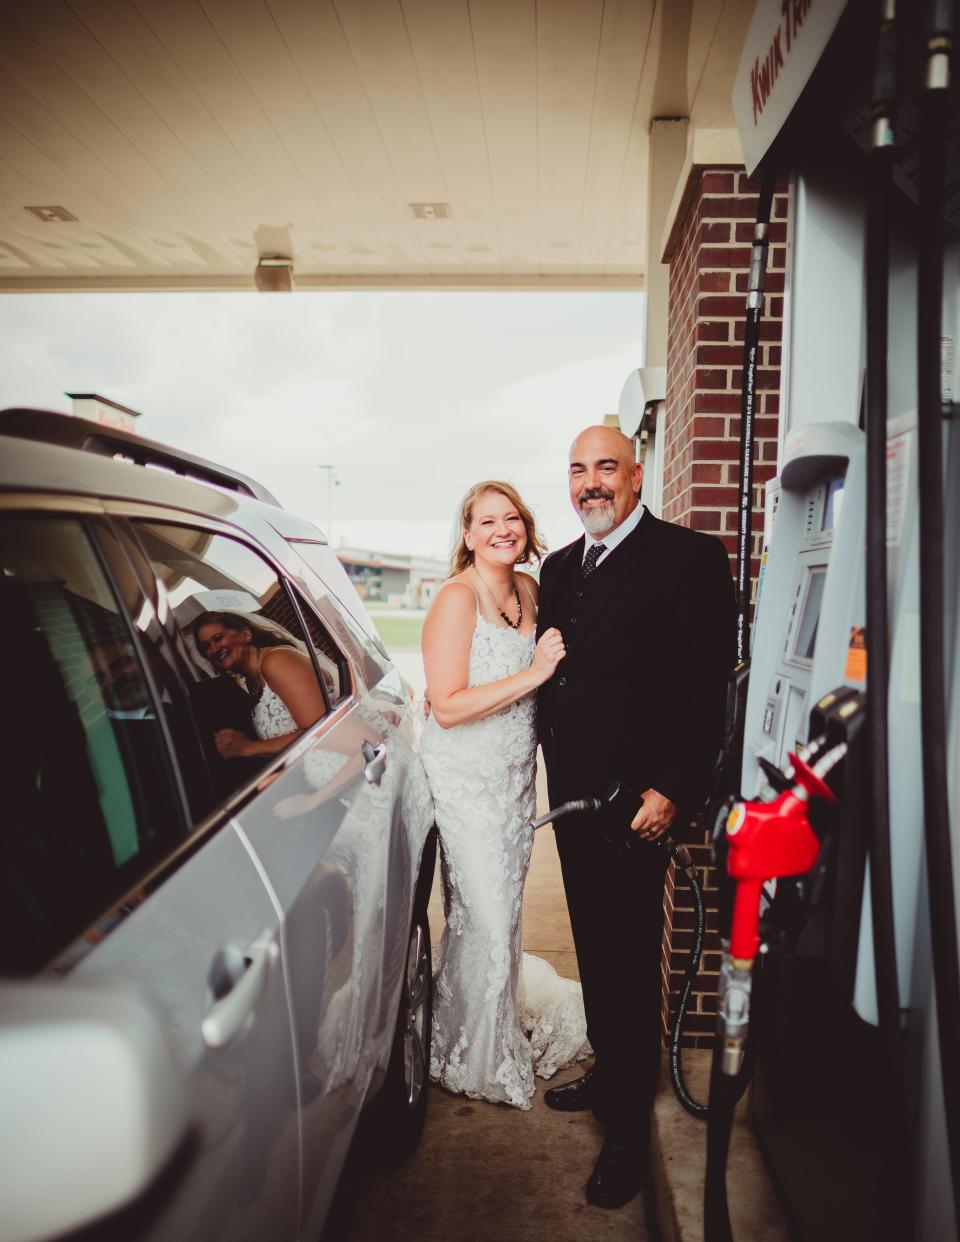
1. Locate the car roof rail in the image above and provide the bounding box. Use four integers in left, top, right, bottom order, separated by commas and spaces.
0, 407, 282, 507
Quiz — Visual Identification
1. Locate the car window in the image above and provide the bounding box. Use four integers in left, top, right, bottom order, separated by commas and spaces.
92, 518, 220, 822
130, 522, 349, 789
0, 516, 187, 976
285, 539, 394, 684
289, 583, 355, 701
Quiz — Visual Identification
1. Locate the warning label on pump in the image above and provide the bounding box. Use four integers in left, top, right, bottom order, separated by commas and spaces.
886, 429, 912, 547
845, 626, 867, 683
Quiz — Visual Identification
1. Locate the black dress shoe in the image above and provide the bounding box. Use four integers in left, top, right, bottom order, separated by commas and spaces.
585, 1137, 646, 1209
544, 1066, 597, 1112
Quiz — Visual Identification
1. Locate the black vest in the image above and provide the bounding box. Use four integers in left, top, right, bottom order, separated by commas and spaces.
555, 542, 606, 632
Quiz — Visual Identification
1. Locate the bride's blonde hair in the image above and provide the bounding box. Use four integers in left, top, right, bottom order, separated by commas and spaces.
449, 481, 546, 576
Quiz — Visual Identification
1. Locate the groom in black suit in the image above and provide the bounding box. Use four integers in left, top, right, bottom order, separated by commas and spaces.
536, 424, 735, 1208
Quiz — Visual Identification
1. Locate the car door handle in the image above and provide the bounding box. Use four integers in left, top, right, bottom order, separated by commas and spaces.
201, 932, 274, 1050
361, 740, 387, 785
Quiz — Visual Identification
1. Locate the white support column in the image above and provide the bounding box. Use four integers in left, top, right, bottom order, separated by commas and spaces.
644, 118, 689, 371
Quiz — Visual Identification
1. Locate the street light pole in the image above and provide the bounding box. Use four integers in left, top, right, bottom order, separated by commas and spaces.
316, 463, 340, 543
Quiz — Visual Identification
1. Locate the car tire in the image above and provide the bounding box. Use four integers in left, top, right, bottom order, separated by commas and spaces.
379, 903, 432, 1163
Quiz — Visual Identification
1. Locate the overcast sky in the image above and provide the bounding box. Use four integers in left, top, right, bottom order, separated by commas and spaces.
0, 291, 644, 561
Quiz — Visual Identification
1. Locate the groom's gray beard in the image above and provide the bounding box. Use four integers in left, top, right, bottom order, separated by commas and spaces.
579, 502, 616, 536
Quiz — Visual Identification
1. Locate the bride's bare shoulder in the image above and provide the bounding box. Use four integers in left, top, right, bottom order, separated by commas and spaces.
437, 573, 478, 600
425, 576, 477, 624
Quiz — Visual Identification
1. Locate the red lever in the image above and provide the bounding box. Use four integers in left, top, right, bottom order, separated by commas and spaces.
788, 752, 838, 805
725, 772, 828, 961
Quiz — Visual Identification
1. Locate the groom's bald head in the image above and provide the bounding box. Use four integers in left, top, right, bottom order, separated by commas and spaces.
568, 424, 642, 538
569, 424, 636, 466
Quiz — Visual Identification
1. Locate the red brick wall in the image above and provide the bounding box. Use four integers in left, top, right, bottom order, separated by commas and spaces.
659, 168, 789, 1047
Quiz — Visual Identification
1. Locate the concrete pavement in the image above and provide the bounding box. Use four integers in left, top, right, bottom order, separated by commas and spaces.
333, 823, 657, 1242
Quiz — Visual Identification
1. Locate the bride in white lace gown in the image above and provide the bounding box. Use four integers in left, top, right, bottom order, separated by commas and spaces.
420, 482, 590, 1110
192, 610, 329, 761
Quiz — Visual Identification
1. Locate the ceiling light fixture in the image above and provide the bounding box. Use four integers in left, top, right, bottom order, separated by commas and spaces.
410, 202, 450, 220
255, 255, 294, 292
25, 206, 78, 223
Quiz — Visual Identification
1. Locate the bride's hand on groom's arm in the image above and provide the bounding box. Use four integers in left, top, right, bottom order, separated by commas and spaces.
423, 585, 561, 726
531, 627, 566, 685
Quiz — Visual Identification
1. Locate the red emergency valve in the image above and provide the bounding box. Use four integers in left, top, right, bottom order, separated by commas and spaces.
725, 754, 836, 962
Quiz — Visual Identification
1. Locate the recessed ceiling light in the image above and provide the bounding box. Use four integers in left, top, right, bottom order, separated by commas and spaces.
25, 205, 78, 223
410, 202, 450, 220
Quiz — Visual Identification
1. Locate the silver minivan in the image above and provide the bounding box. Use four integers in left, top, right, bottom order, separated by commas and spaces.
0, 409, 436, 1242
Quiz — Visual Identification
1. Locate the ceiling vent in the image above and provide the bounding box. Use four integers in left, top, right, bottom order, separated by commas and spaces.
25, 206, 78, 223
410, 202, 450, 220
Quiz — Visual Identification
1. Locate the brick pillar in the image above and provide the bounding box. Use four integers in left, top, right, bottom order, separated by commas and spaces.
659, 169, 789, 1047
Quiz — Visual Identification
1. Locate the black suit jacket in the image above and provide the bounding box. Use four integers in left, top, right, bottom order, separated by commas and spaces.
536, 508, 735, 823
188, 674, 263, 798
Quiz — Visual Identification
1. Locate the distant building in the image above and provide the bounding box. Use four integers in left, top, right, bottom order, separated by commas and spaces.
336, 547, 447, 607
66, 392, 142, 432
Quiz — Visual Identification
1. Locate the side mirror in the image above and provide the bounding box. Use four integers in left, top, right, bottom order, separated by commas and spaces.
0, 980, 191, 1242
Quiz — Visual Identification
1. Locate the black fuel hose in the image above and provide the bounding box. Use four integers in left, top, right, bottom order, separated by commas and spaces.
667, 842, 709, 1119
864, 0, 900, 1052
917, 3, 960, 1222
864, 10, 913, 1234
704, 1019, 741, 1242
734, 174, 776, 664
703, 946, 758, 1242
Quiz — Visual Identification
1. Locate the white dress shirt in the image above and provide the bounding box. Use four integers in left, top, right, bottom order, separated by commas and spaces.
581, 501, 644, 569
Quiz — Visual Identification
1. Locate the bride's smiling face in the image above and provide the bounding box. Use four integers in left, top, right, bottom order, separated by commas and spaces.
197, 621, 254, 675
465, 490, 528, 572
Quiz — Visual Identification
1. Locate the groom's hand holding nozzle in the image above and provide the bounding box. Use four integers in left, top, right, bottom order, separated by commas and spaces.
531, 627, 565, 684
630, 788, 676, 841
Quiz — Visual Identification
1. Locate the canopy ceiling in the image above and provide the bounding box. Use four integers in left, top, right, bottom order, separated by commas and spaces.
0, 0, 751, 291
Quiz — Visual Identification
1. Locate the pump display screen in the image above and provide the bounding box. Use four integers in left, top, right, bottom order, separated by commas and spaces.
822, 476, 844, 531
793, 567, 827, 662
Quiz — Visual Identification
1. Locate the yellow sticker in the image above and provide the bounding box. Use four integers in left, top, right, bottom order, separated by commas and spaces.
845, 626, 867, 683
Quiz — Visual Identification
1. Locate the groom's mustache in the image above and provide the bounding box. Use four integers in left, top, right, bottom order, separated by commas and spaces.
578, 488, 615, 506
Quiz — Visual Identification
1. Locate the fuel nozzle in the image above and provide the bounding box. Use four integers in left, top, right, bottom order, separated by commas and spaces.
531, 782, 697, 875
726, 749, 839, 960
716, 740, 845, 1075
527, 780, 622, 831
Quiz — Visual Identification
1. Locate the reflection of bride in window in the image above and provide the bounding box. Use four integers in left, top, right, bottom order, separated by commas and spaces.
191, 610, 327, 759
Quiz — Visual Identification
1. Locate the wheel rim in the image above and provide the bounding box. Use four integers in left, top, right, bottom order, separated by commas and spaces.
401, 921, 429, 1108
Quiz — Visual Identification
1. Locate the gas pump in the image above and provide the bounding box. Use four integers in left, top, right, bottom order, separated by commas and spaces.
706, 0, 960, 1239
740, 421, 864, 799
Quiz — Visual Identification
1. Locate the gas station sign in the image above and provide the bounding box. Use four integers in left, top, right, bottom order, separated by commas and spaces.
733, 0, 850, 175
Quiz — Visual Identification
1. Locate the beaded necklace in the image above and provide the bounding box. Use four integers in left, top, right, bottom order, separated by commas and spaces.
474, 567, 522, 629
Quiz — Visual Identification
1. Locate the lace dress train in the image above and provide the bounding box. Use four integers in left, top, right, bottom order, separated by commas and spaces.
420, 616, 589, 1110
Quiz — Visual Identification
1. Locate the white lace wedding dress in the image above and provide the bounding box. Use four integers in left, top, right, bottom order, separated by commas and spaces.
252, 679, 297, 741
252, 676, 347, 790
419, 611, 589, 1110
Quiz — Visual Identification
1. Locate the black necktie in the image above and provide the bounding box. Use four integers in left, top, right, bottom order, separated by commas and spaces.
582, 542, 607, 578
